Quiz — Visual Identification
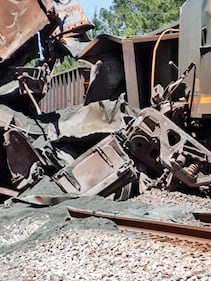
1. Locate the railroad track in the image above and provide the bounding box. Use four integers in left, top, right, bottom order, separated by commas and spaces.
68, 207, 211, 244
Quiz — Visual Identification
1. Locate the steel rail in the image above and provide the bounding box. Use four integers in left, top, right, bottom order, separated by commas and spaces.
68, 207, 211, 242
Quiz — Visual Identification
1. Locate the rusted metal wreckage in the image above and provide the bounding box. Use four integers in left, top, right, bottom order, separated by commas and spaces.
0, 0, 211, 205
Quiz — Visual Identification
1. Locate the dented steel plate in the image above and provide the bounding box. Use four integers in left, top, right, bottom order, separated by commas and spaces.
0, 0, 49, 62
53, 0, 94, 36
54, 135, 136, 196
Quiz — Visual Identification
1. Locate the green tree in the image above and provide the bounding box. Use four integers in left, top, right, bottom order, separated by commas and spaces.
96, 0, 185, 36
53, 56, 85, 74
88, 9, 104, 39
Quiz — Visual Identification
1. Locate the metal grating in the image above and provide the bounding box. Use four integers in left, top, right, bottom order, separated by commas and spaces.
40, 67, 90, 113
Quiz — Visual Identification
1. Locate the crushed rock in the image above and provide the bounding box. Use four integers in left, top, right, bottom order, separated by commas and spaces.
0, 191, 210, 280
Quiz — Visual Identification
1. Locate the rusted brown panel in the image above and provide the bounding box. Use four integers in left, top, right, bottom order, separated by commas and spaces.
122, 39, 140, 108
78, 34, 179, 59
54, 135, 136, 197
4, 129, 40, 187
130, 33, 179, 43
0, 0, 49, 62
53, 0, 94, 36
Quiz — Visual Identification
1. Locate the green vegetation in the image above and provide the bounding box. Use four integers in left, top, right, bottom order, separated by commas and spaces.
53, 57, 85, 74
90, 0, 185, 37
25, 57, 84, 75
88, 9, 105, 38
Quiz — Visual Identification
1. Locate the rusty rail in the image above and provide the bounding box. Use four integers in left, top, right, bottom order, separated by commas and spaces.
40, 67, 90, 113
68, 207, 211, 241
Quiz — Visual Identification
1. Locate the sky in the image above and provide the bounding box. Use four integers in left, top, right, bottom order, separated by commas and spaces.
78, 0, 113, 20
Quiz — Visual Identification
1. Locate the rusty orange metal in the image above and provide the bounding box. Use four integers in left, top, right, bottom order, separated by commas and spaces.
0, 0, 49, 62
52, 0, 94, 36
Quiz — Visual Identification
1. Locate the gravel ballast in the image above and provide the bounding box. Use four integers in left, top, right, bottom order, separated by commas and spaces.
0, 190, 210, 281
1, 226, 210, 281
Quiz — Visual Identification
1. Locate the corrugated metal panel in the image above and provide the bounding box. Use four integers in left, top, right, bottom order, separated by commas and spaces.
40, 67, 90, 112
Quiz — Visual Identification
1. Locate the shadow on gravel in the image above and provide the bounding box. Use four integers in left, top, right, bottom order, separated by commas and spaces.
0, 195, 199, 257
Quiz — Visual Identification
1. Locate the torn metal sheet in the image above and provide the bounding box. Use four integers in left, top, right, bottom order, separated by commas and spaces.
0, 0, 49, 62
0, 80, 19, 97
0, 104, 49, 136
0, 0, 93, 89
54, 135, 137, 199
83, 54, 125, 105
52, 0, 94, 36
5, 194, 79, 207
4, 129, 43, 190
62, 36, 90, 57
48, 95, 136, 141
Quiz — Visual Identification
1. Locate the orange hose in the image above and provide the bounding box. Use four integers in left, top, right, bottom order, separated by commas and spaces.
151, 28, 180, 93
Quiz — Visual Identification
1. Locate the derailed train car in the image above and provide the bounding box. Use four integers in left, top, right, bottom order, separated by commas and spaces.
69, 0, 211, 196
0, 0, 211, 205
